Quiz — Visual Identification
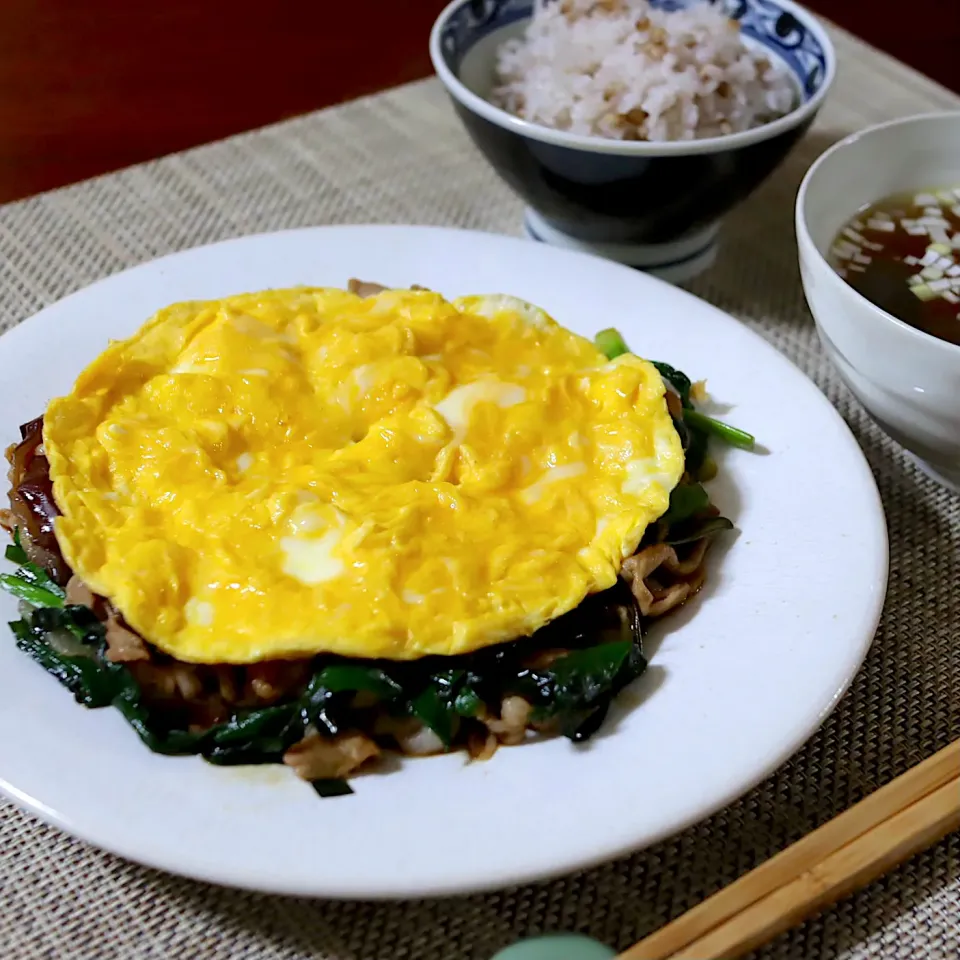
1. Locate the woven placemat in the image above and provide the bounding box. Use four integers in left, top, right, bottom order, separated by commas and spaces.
0, 22, 958, 960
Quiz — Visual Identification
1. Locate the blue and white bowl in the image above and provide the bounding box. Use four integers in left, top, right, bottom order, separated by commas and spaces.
430, 0, 835, 282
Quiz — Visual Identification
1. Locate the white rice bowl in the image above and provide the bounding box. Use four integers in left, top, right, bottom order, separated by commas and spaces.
492, 0, 797, 142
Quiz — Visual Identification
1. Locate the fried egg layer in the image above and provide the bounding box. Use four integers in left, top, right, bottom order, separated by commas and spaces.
44, 288, 684, 663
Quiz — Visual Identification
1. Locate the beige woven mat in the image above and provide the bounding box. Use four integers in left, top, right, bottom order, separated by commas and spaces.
0, 22, 958, 960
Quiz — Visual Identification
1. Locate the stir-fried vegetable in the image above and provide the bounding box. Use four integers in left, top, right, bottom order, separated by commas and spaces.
0, 574, 65, 608
650, 360, 693, 407
682, 409, 755, 451
662, 481, 710, 525
594, 327, 630, 360
0, 532, 66, 607
2, 556, 646, 796
2, 334, 747, 797
5, 527, 27, 564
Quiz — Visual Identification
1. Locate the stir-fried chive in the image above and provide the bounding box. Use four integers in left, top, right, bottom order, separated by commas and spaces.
683, 425, 710, 479
683, 409, 756, 451
651, 361, 693, 408
537, 640, 634, 705
314, 664, 403, 701
408, 667, 469, 746
663, 482, 710, 525
454, 685, 482, 718
0, 574, 65, 608
16, 561, 65, 595
299, 672, 350, 739
1, 539, 66, 607
5, 528, 27, 565
11, 617, 115, 707
524, 640, 643, 741
313, 779, 353, 798
663, 516, 735, 546
1, 549, 649, 794
697, 455, 718, 483
594, 328, 630, 360
411, 684, 456, 746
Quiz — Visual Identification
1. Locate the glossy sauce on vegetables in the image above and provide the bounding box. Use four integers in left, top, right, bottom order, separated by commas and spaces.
828, 187, 960, 346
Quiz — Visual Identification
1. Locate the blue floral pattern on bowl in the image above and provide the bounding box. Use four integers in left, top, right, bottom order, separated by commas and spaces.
440, 0, 829, 100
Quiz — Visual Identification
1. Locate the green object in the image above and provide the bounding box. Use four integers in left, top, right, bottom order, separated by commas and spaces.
0, 573, 65, 608
5, 528, 28, 565
594, 328, 629, 360
311, 779, 354, 798
491, 934, 616, 960
314, 663, 403, 700
2, 540, 647, 796
663, 515, 735, 546
410, 674, 461, 747
683, 408, 756, 451
696, 454, 718, 482
0, 546, 66, 609
662, 481, 710, 525
17, 560, 66, 595
651, 360, 693, 407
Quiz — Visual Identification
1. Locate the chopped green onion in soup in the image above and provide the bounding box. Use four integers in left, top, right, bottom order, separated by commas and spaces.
828, 186, 960, 345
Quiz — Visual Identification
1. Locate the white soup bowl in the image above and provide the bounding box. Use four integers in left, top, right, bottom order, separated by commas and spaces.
796, 112, 960, 491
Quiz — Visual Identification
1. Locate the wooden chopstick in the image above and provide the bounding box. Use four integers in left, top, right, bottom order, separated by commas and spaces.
620, 739, 960, 960
662, 777, 959, 959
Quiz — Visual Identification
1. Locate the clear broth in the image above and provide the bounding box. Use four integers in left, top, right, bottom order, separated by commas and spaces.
828, 188, 960, 346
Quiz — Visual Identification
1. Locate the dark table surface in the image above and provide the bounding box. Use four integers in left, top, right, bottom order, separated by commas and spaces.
0, 0, 955, 205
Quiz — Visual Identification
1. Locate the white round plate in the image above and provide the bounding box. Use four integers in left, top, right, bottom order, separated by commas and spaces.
0, 226, 887, 899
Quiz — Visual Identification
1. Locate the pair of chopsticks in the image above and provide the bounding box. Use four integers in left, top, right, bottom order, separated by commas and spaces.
619, 739, 960, 960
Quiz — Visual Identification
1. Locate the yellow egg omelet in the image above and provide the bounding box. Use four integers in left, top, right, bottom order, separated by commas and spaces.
43, 288, 684, 663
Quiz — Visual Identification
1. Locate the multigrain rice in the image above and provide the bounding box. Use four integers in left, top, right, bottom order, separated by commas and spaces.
492, 0, 796, 141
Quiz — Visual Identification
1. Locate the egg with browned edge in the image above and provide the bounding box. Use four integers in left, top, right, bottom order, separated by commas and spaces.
43, 287, 683, 664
